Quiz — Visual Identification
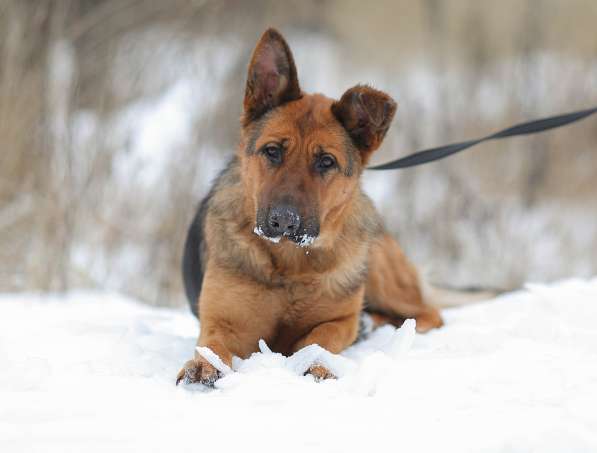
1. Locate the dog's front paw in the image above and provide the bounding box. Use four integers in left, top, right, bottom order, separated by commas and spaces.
176, 357, 221, 386
305, 364, 336, 382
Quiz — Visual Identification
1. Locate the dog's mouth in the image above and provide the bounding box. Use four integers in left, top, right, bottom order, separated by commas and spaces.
253, 225, 317, 248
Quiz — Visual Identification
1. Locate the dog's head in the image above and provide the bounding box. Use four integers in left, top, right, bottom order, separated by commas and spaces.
239, 29, 396, 248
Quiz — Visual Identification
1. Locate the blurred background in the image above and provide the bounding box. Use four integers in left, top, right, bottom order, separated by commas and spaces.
1, 0, 596, 307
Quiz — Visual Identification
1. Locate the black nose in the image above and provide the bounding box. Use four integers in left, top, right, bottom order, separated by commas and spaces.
268, 205, 301, 235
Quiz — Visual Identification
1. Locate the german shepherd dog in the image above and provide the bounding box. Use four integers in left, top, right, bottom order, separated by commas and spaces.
177, 29, 444, 385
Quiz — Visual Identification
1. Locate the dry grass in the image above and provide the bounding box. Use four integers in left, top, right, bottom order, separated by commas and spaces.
1, 0, 596, 305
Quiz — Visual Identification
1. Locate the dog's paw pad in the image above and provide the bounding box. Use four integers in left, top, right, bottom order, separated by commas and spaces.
176, 358, 221, 387
305, 364, 336, 382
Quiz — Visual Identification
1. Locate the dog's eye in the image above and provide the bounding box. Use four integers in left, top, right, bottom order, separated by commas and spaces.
315, 153, 337, 173
262, 144, 283, 165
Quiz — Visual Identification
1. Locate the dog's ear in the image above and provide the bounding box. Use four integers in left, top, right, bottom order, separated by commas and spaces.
332, 85, 397, 162
243, 28, 301, 125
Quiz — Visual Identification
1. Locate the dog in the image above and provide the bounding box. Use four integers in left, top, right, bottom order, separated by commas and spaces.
177, 28, 447, 386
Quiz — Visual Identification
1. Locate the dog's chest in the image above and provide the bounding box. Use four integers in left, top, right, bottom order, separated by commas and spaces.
266, 245, 367, 295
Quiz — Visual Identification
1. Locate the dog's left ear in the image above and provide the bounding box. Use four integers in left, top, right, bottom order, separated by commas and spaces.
243, 28, 301, 125
332, 85, 397, 162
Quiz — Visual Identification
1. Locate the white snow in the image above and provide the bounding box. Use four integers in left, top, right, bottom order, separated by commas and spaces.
253, 225, 281, 243
195, 346, 233, 376
296, 233, 316, 248
252, 226, 316, 248
2, 279, 597, 452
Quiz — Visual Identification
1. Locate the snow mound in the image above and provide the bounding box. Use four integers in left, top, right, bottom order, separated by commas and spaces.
1, 279, 597, 452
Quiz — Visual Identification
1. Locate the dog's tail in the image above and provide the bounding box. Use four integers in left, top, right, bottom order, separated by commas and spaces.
422, 282, 510, 308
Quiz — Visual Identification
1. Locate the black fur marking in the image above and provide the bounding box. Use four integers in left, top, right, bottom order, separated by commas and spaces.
355, 311, 374, 343
245, 115, 269, 155
182, 197, 210, 318
182, 157, 239, 318
295, 107, 314, 138
342, 134, 357, 177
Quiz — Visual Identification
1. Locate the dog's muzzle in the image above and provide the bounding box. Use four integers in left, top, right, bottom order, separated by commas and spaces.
254, 205, 319, 247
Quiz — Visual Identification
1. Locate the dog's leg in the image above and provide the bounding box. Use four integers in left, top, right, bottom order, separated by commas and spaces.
176, 264, 282, 386
291, 311, 361, 381
365, 233, 443, 333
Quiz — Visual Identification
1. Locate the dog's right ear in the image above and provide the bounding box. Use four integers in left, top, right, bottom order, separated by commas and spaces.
332, 85, 397, 164
243, 28, 302, 126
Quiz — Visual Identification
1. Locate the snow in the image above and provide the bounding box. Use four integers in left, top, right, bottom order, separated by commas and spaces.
2, 279, 597, 452
196, 346, 233, 376
253, 226, 317, 248
253, 226, 281, 243
296, 233, 316, 248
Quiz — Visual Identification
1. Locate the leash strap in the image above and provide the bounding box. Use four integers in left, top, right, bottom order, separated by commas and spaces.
368, 106, 597, 170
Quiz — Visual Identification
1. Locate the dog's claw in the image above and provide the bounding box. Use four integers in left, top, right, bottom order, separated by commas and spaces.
175, 372, 184, 386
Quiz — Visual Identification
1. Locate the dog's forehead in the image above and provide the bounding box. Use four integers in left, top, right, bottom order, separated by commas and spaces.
267, 94, 343, 140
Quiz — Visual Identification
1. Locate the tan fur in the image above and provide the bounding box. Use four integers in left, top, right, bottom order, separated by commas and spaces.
177, 29, 443, 385
366, 234, 444, 332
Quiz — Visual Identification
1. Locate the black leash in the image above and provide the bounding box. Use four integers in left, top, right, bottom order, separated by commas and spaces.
368, 106, 597, 170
